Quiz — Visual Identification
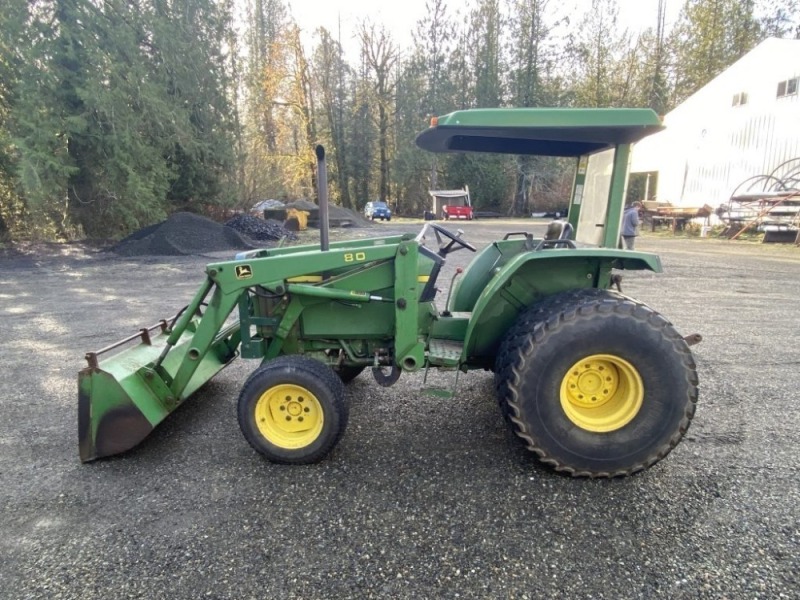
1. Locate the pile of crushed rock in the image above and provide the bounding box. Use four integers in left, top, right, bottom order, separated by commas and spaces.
225, 214, 298, 243
112, 212, 296, 257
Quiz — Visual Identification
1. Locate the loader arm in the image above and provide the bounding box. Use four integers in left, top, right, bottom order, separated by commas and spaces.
160, 243, 407, 399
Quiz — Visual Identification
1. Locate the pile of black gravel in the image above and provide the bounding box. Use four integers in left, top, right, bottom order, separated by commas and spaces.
111, 205, 375, 257
224, 214, 297, 242
112, 212, 259, 257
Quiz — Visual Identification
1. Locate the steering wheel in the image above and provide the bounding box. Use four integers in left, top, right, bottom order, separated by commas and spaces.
428, 223, 477, 257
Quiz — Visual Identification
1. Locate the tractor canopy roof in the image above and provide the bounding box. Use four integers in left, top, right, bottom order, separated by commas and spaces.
415, 108, 663, 157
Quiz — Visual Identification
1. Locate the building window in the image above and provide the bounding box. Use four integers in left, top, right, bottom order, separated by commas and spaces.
732, 92, 748, 106
777, 77, 799, 98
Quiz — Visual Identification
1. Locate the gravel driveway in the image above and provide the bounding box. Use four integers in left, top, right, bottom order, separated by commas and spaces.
1, 221, 798, 599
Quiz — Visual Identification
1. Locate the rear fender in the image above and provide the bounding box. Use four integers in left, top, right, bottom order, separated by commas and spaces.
461, 249, 661, 365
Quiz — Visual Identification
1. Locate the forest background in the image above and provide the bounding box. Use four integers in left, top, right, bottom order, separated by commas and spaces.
0, 0, 798, 241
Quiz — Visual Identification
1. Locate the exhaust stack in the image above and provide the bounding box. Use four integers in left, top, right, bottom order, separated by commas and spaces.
316, 145, 330, 252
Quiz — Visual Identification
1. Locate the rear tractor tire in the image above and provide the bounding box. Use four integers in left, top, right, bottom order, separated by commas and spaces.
495, 290, 698, 477
238, 356, 348, 464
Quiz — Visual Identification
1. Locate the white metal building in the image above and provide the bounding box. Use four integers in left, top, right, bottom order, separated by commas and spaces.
631, 38, 800, 208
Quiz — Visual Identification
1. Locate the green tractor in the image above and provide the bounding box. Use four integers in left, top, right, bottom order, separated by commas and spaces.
79, 108, 700, 477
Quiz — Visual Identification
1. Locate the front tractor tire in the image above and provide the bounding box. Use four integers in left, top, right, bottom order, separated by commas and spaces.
495, 290, 698, 477
237, 356, 348, 464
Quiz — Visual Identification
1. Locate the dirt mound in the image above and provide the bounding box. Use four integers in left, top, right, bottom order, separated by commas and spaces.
112, 212, 258, 257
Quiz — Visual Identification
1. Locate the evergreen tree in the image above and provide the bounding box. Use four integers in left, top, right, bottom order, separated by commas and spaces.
148, 0, 236, 212
507, 0, 564, 216
508, 0, 553, 108
223, 0, 246, 204
350, 47, 377, 207
415, 0, 455, 115
441, 0, 510, 214
448, 13, 474, 110
393, 0, 456, 215
393, 58, 430, 215
0, 0, 27, 237
9, 0, 237, 238
241, 0, 288, 202
359, 21, 399, 203
313, 27, 355, 208
568, 0, 633, 108
758, 0, 800, 39
670, 0, 761, 104
12, 0, 98, 237
470, 0, 504, 107
639, 0, 670, 115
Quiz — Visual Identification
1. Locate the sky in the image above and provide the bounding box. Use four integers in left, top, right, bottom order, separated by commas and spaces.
283, 0, 684, 58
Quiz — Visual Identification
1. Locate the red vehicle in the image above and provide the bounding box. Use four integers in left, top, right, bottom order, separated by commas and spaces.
429, 187, 474, 220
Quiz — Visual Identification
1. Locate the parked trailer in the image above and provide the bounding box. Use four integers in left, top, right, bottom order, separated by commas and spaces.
430, 187, 474, 220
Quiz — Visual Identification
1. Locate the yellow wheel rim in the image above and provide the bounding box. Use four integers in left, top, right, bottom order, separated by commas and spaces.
560, 354, 643, 432
254, 384, 324, 449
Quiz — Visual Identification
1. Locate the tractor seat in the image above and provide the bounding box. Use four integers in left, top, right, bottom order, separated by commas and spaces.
544, 220, 574, 241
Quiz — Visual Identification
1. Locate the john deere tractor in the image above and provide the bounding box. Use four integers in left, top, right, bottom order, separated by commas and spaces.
79, 108, 700, 477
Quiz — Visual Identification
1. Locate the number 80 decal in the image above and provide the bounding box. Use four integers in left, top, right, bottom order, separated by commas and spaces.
344, 252, 366, 262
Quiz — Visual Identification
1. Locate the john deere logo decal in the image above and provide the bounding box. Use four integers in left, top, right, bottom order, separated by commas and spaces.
235, 265, 253, 280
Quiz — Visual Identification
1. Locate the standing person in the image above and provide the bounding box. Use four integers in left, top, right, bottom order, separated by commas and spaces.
621, 201, 643, 250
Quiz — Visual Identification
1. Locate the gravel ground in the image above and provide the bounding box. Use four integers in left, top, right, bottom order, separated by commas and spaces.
1, 221, 799, 599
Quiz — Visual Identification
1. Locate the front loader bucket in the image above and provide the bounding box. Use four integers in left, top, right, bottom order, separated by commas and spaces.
79, 318, 240, 462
